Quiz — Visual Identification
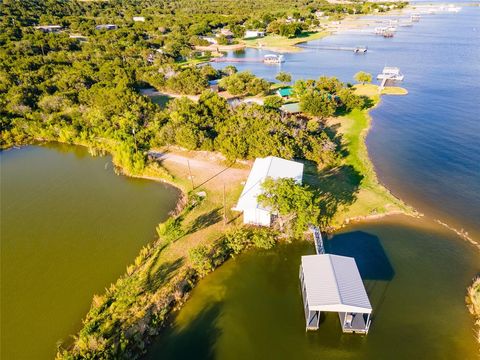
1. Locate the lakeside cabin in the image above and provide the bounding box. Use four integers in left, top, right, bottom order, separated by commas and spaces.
244, 30, 266, 39
300, 254, 372, 334
233, 156, 304, 226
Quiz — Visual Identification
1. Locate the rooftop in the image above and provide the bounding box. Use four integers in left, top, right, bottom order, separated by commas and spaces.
277, 87, 293, 97
301, 254, 372, 314
280, 102, 301, 114
235, 156, 304, 211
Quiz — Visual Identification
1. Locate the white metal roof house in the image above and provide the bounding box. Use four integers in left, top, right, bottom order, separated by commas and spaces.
233, 156, 304, 226
299, 254, 372, 334
244, 30, 266, 39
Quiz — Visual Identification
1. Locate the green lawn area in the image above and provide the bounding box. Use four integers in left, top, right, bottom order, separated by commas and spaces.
303, 93, 414, 227
242, 30, 329, 52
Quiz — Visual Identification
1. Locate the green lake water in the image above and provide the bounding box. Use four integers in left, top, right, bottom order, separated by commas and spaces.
0, 143, 180, 360
145, 216, 479, 359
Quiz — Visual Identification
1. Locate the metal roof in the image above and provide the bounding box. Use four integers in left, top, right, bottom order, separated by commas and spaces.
234, 156, 303, 211
277, 87, 293, 97
301, 254, 372, 314
280, 102, 301, 113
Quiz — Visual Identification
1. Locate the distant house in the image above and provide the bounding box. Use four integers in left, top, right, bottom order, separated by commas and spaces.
201, 36, 217, 45
69, 34, 87, 42
133, 16, 145, 22
34, 25, 62, 33
280, 102, 301, 114
315, 11, 325, 18
244, 30, 266, 39
276, 87, 294, 98
234, 156, 304, 226
95, 24, 117, 30
219, 28, 234, 38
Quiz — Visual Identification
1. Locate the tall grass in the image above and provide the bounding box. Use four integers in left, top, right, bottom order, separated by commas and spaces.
466, 277, 480, 344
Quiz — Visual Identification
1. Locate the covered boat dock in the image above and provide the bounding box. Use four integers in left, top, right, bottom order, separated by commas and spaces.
299, 254, 372, 334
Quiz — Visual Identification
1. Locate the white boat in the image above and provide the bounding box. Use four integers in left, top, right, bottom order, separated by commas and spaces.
263, 54, 285, 64
411, 13, 421, 22
377, 66, 404, 81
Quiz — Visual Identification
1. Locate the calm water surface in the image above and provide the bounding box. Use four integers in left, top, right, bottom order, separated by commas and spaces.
147, 5, 480, 360
1, 143, 180, 359
146, 217, 479, 359
212, 5, 480, 240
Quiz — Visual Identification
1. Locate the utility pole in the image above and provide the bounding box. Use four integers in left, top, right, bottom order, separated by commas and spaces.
223, 183, 227, 225
187, 160, 194, 190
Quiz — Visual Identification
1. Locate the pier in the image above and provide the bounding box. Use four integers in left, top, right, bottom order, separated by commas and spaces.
210, 57, 263, 63
310, 226, 325, 254
301, 45, 367, 53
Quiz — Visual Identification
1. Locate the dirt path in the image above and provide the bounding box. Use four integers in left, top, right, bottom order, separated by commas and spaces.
149, 150, 250, 191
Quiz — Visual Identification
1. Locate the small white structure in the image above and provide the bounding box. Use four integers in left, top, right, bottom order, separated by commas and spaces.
201, 36, 217, 45
34, 25, 62, 33
95, 24, 117, 30
264, 54, 285, 64
244, 30, 266, 39
234, 156, 304, 226
377, 66, 404, 81
300, 254, 372, 334
133, 16, 145, 22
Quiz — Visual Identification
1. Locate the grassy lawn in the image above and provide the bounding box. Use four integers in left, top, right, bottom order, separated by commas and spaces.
242, 30, 329, 52
178, 55, 212, 67
303, 89, 414, 227
354, 83, 408, 97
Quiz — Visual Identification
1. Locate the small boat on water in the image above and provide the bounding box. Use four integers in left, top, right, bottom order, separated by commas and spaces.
263, 54, 285, 64
377, 66, 404, 81
375, 26, 396, 37
354, 45, 367, 53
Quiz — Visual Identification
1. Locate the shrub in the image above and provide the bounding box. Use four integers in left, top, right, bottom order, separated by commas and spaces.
189, 245, 213, 276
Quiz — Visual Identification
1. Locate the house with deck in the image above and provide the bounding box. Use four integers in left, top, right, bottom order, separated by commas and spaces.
234, 156, 304, 226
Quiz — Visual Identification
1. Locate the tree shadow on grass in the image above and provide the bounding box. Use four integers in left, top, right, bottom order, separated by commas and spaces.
144, 257, 185, 292
186, 208, 223, 235
303, 161, 363, 225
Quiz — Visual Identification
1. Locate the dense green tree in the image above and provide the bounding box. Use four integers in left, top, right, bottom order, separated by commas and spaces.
354, 71, 372, 85
258, 177, 320, 236
300, 90, 336, 118
275, 71, 292, 84
263, 95, 284, 109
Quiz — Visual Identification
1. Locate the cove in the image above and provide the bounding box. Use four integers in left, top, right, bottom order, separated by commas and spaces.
145, 216, 480, 359
0, 143, 180, 360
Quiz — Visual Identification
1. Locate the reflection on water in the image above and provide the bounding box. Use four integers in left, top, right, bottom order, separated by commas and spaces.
146, 216, 480, 360
1, 144, 180, 360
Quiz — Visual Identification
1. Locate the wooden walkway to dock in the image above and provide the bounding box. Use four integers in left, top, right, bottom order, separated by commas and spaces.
310, 226, 325, 254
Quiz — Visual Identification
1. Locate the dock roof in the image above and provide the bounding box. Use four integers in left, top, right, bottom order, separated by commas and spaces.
235, 156, 303, 211
301, 254, 372, 314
